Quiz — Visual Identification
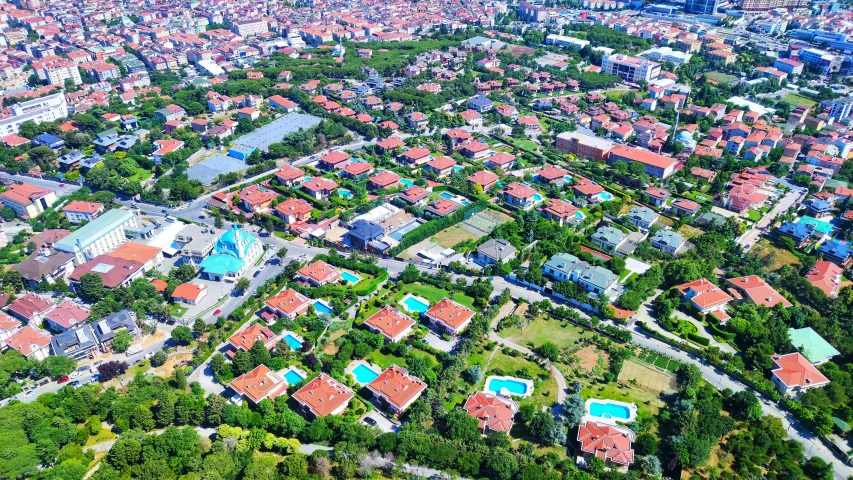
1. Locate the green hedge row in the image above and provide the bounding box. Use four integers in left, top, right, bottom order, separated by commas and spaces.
687, 332, 710, 346
388, 200, 489, 256
706, 322, 737, 340
313, 254, 388, 296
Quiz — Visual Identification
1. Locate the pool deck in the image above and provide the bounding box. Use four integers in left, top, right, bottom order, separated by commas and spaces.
340, 269, 362, 283
344, 360, 382, 385
483, 375, 534, 398
399, 294, 430, 315
313, 299, 335, 314
583, 398, 637, 425
281, 329, 305, 348
281, 366, 309, 385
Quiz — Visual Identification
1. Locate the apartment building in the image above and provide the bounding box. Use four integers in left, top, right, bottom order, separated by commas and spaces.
43, 59, 82, 86
1, 183, 57, 219
0, 93, 68, 136
608, 145, 677, 179
54, 209, 139, 264
231, 19, 268, 37
738, 0, 809, 10
797, 48, 838, 73
555, 131, 614, 161
601, 54, 660, 83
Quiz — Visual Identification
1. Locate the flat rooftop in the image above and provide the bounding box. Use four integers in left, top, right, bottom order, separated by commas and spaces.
231, 113, 322, 152
187, 155, 247, 186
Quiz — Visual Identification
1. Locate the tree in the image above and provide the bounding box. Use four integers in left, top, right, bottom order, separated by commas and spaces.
519, 403, 536, 423
236, 277, 250, 293
528, 412, 559, 444
111, 330, 132, 353
37, 355, 77, 378
443, 410, 481, 443
484, 450, 518, 480
563, 393, 584, 427
727, 390, 763, 422
399, 264, 420, 283
97, 361, 128, 381
635, 433, 659, 456
79, 273, 106, 302
249, 340, 272, 367
803, 457, 833, 480
173, 367, 187, 391
277, 247, 288, 260
465, 364, 483, 384
193, 318, 206, 335
537, 341, 559, 361
273, 340, 291, 359
171, 326, 193, 346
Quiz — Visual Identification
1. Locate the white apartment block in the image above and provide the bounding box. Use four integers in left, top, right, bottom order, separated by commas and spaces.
601, 54, 661, 83
0, 183, 58, 220
0, 93, 68, 136
43, 61, 82, 86
54, 209, 139, 264
231, 19, 268, 37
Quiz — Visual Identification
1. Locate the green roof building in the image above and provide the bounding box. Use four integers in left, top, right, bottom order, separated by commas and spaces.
788, 327, 839, 365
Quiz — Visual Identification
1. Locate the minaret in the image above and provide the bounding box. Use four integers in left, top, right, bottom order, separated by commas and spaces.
233, 224, 245, 259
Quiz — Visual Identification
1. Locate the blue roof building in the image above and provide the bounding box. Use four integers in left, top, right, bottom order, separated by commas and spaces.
818, 240, 853, 266
345, 220, 388, 253
199, 224, 263, 281
776, 221, 814, 247
33, 133, 65, 149
805, 198, 833, 217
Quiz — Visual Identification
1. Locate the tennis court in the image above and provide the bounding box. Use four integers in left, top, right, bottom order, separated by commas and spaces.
462, 210, 513, 235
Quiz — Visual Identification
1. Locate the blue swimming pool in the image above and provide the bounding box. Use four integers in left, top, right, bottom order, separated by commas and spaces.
304, 176, 313, 182
402, 296, 429, 313
388, 219, 424, 241
487, 377, 529, 395
284, 369, 306, 385
453, 166, 463, 172
400, 179, 414, 187
440, 192, 454, 199
352, 364, 380, 383
283, 334, 303, 350
564, 175, 573, 182
574, 211, 585, 219
341, 271, 361, 283
313, 301, 334, 314
338, 189, 353, 199
599, 191, 613, 200
589, 401, 631, 420
532, 193, 543, 202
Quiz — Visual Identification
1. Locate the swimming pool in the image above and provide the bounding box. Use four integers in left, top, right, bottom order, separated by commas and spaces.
599, 191, 613, 200
304, 176, 313, 182
532, 193, 543, 202
564, 175, 573, 182
341, 271, 361, 283
352, 364, 380, 383
388, 219, 424, 241
283, 334, 303, 350
589, 401, 631, 420
284, 368, 306, 385
401, 295, 429, 313
453, 166, 464, 172
486, 376, 532, 396
338, 189, 353, 199
440, 192, 454, 199
400, 179, 414, 187
313, 300, 334, 314
574, 211, 585, 219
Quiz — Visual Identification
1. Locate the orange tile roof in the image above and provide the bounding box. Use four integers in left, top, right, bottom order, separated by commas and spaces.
343, 161, 373, 176
171, 283, 207, 302
541, 199, 579, 218
771, 352, 829, 389
366, 365, 427, 411
468, 170, 499, 187
265, 288, 311, 317
464, 392, 516, 433
109, 242, 162, 264
63, 200, 103, 214
297, 260, 341, 285
150, 279, 168, 293
537, 165, 569, 181
369, 171, 401, 188
4, 326, 51, 356
676, 278, 733, 310
292, 373, 354, 417
425, 298, 475, 332
275, 198, 313, 217
229, 364, 288, 404
228, 324, 277, 352
365, 306, 415, 341
276, 164, 305, 182
577, 422, 634, 466
805, 261, 843, 297
727, 276, 792, 308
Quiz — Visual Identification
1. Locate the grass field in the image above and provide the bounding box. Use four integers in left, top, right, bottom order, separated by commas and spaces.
366, 347, 438, 370
635, 350, 681, 372
170, 304, 189, 317
705, 71, 738, 84
393, 282, 476, 309
431, 224, 482, 248
85, 428, 117, 447
678, 224, 705, 239
618, 359, 677, 395
581, 378, 666, 415
752, 238, 801, 271
780, 93, 817, 108
485, 350, 558, 411
745, 210, 761, 222
498, 316, 588, 350
508, 137, 540, 152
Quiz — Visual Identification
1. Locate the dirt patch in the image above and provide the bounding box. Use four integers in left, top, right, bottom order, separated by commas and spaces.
514, 302, 529, 318
432, 224, 482, 248
321, 330, 347, 355
618, 358, 677, 395
152, 352, 193, 377
752, 239, 801, 271
678, 224, 705, 239
575, 345, 607, 372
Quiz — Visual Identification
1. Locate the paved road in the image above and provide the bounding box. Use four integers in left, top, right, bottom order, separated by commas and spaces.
739, 181, 806, 251
1, 173, 82, 197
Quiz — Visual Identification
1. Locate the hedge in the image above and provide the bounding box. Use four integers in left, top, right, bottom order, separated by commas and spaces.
313, 254, 388, 296
707, 322, 737, 341
388, 200, 489, 256
687, 333, 710, 346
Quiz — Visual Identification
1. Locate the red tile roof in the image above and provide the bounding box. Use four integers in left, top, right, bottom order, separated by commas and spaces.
171, 283, 207, 302
537, 165, 569, 181
468, 170, 499, 187
398, 185, 430, 203
343, 162, 373, 176
541, 199, 579, 218
365, 306, 416, 341
369, 171, 401, 188
229, 364, 289, 404
63, 200, 103, 214
265, 289, 312, 317
487, 152, 516, 166
303, 177, 338, 192
7, 293, 53, 320
676, 278, 733, 310
727, 275, 792, 308
228, 324, 277, 352
573, 178, 604, 196
426, 198, 462, 216
4, 326, 51, 356
771, 352, 829, 388
321, 150, 351, 166
464, 392, 516, 433
44, 301, 90, 330
276, 198, 313, 217
577, 422, 635, 466
298, 260, 341, 285
366, 365, 427, 412
502, 182, 538, 200
293, 373, 354, 417
276, 164, 305, 182
805, 261, 843, 297
426, 156, 456, 170
425, 298, 475, 332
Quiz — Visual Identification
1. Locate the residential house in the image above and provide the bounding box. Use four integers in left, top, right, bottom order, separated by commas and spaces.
537, 165, 570, 185
172, 283, 208, 305
676, 278, 734, 320
776, 222, 815, 248
228, 324, 278, 352
426, 199, 462, 217
625, 206, 659, 230
477, 239, 517, 265
342, 162, 374, 180
264, 289, 312, 320
540, 199, 582, 226
50, 324, 98, 360
345, 220, 388, 253
237, 185, 278, 213
643, 188, 670, 206
818, 241, 853, 267
366, 365, 427, 415
464, 392, 518, 434
63, 201, 104, 224
485, 152, 516, 170
298, 260, 341, 286
425, 157, 456, 178
7, 293, 53, 324
590, 226, 628, 252
4, 326, 52, 360
727, 275, 792, 308
650, 230, 686, 255
468, 171, 499, 192
424, 298, 475, 336
459, 141, 491, 160
303, 178, 338, 200
1, 183, 57, 219
671, 198, 701, 216
577, 422, 635, 472
399, 147, 431, 165
44, 301, 90, 332
770, 353, 830, 397
805, 261, 843, 298
229, 365, 289, 405
275, 198, 313, 225
320, 151, 351, 170
397, 186, 430, 206
0, 313, 22, 343
468, 95, 494, 112
275, 165, 305, 187
365, 306, 416, 343
788, 327, 839, 365
292, 373, 354, 417
501, 183, 541, 210
369, 171, 401, 190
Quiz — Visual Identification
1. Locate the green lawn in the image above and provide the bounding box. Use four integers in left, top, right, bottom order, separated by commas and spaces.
508, 137, 540, 152
705, 71, 738, 84
171, 304, 189, 317
745, 210, 761, 222
485, 350, 558, 411
393, 282, 476, 310
498, 316, 588, 350
581, 380, 665, 415
365, 347, 437, 370
780, 93, 817, 108
84, 429, 117, 447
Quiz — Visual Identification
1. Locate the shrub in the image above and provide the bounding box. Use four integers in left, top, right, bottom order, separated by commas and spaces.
687, 333, 710, 346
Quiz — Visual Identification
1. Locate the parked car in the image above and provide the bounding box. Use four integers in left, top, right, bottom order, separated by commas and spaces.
57, 376, 69, 384
362, 416, 377, 426
253, 271, 260, 277
213, 309, 221, 316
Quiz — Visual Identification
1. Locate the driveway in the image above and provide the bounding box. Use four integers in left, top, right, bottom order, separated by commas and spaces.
672, 311, 737, 354
361, 410, 399, 433
422, 331, 457, 353
624, 257, 651, 276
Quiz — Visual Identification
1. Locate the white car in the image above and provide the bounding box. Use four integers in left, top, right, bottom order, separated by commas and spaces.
69, 371, 82, 379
